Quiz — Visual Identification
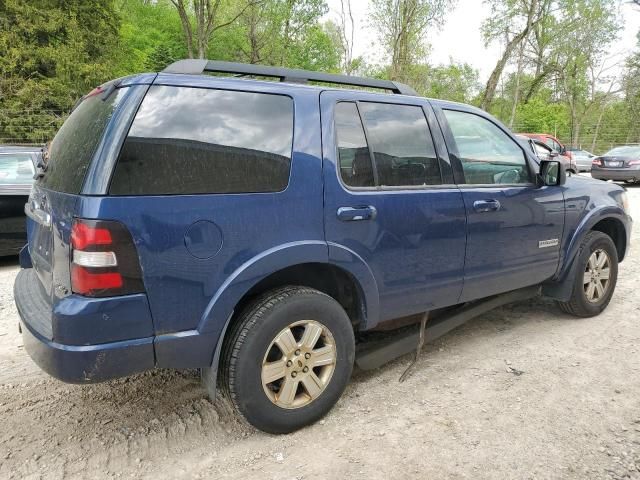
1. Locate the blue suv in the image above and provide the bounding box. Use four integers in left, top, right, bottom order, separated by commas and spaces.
15, 61, 632, 433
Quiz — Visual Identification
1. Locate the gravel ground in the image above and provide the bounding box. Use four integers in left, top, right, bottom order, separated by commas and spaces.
1, 184, 639, 480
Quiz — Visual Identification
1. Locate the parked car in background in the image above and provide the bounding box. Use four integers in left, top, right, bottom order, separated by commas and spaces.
515, 135, 576, 174
0, 146, 39, 256
592, 145, 640, 183
567, 147, 595, 172
519, 133, 569, 156
14, 61, 631, 434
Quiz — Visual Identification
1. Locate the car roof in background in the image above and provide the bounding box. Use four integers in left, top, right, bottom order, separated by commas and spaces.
0, 145, 43, 154
605, 145, 640, 156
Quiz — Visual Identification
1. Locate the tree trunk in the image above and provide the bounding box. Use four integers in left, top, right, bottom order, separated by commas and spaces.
171, 0, 195, 58
590, 104, 606, 152
481, 27, 533, 111
480, 0, 539, 111
508, 41, 525, 128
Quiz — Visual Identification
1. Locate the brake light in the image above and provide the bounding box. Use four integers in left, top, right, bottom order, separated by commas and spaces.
592, 157, 603, 167
70, 219, 144, 297
628, 160, 640, 166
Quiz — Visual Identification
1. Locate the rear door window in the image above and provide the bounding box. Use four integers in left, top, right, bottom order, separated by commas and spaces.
335, 101, 442, 188
39, 87, 129, 193
109, 86, 294, 195
335, 102, 375, 187
359, 102, 441, 186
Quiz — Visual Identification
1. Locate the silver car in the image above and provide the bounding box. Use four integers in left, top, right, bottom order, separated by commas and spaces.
568, 148, 595, 172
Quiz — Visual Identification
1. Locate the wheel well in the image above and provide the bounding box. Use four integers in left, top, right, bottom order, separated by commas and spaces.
592, 218, 626, 261
232, 263, 365, 331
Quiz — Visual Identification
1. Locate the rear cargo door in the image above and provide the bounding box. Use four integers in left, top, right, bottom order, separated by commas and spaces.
27, 86, 133, 304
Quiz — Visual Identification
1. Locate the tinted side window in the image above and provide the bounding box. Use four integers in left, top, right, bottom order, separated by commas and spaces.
443, 110, 531, 185
335, 102, 374, 187
110, 86, 293, 195
359, 102, 441, 186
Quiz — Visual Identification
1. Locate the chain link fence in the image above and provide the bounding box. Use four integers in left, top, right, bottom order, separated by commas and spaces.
1, 108, 637, 155
0, 109, 68, 146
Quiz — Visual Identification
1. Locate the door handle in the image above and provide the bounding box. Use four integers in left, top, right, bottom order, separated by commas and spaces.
337, 206, 377, 222
473, 199, 501, 213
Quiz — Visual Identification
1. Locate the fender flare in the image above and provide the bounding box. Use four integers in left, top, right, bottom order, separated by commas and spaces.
200, 241, 380, 399
544, 207, 628, 301
558, 206, 628, 280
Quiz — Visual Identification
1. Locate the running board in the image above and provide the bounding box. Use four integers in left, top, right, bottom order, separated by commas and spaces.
355, 286, 541, 371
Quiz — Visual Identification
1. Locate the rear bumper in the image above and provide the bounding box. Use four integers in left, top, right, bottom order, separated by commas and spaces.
15, 268, 155, 383
591, 168, 640, 181
20, 319, 155, 383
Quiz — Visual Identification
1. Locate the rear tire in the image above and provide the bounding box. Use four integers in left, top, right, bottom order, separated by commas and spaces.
557, 231, 618, 317
221, 286, 355, 433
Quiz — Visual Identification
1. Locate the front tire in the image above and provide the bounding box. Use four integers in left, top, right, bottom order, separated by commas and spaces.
557, 231, 618, 317
221, 286, 355, 433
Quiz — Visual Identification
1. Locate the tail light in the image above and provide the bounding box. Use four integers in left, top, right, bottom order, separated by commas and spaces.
71, 219, 144, 297
628, 160, 640, 166
592, 157, 603, 167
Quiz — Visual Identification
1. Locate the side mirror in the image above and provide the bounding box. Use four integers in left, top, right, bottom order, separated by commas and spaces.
549, 151, 559, 158
559, 145, 567, 154
539, 160, 566, 187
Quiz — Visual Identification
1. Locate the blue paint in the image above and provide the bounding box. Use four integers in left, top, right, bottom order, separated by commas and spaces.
15, 71, 632, 384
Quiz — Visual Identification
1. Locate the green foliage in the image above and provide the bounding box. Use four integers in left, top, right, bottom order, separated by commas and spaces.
514, 98, 568, 135
0, 0, 121, 143
115, 0, 186, 73
0, 0, 636, 152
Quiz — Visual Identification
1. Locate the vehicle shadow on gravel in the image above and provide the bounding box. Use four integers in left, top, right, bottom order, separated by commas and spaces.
1, 294, 576, 464
349, 295, 578, 386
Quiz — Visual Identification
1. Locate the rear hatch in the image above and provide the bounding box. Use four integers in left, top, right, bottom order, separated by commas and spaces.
26, 86, 132, 322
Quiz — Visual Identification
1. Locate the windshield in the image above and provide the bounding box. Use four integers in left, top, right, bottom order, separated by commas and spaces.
604, 146, 640, 157
37, 87, 128, 193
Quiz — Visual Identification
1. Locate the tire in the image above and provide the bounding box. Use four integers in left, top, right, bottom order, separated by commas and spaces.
220, 286, 355, 434
557, 231, 618, 317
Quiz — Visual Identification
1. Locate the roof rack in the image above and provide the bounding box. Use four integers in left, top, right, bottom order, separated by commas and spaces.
162, 59, 418, 96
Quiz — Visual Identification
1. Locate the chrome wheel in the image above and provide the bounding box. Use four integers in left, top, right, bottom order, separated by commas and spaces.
261, 320, 337, 409
583, 248, 611, 303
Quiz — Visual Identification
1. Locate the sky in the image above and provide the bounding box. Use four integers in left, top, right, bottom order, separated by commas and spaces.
324, 0, 640, 83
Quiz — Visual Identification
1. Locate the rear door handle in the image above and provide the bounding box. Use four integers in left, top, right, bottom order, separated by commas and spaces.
473, 199, 501, 213
337, 206, 377, 222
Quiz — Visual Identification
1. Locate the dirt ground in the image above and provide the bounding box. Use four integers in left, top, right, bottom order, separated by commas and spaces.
1, 184, 639, 480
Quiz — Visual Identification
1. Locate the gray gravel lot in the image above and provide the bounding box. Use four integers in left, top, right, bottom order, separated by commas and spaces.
0, 183, 639, 480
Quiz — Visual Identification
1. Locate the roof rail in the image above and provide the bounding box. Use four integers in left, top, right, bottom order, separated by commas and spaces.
162, 59, 418, 96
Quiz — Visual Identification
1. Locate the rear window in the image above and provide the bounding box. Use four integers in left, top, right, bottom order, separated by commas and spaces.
39, 87, 129, 193
605, 146, 640, 157
0, 153, 34, 185
109, 86, 294, 195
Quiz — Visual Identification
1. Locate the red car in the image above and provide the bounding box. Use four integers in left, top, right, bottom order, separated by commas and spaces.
518, 133, 577, 173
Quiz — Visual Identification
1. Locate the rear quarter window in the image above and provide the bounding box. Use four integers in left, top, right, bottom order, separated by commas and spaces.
109, 86, 294, 195
39, 87, 129, 193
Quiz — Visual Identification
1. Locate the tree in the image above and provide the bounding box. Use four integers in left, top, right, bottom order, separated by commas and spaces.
115, 0, 186, 74
369, 0, 452, 82
480, 0, 549, 110
169, 0, 259, 58
0, 0, 121, 143
336, 0, 359, 74
553, 0, 620, 144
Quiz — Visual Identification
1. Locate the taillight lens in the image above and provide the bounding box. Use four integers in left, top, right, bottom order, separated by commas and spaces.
70, 219, 144, 297
592, 157, 603, 167
628, 160, 640, 166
